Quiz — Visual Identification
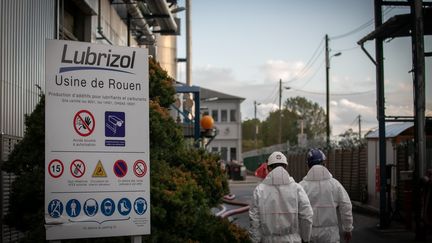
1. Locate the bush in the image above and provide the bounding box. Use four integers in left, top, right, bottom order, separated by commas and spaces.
2, 58, 249, 242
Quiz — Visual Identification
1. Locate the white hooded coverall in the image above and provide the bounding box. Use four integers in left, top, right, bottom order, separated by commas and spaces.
299, 165, 353, 243
249, 166, 313, 243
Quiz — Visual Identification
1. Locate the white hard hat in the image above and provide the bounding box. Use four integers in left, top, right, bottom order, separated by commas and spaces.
267, 151, 288, 166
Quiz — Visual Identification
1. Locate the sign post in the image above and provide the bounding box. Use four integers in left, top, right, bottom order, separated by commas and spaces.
45, 40, 150, 240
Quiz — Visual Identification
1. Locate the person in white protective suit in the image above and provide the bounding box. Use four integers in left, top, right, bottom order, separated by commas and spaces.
299, 148, 353, 243
249, 151, 313, 243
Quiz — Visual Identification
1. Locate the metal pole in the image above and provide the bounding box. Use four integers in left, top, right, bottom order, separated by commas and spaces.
186, 0, 192, 86
254, 101, 258, 149
325, 34, 330, 148
127, 14, 131, 47
411, 0, 426, 239
131, 236, 142, 243
374, 0, 388, 229
279, 79, 282, 144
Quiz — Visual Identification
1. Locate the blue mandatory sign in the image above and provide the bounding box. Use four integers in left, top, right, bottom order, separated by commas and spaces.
84, 198, 98, 217
105, 111, 125, 137
101, 198, 116, 216
66, 199, 81, 218
117, 198, 131, 216
48, 199, 63, 218
134, 197, 148, 215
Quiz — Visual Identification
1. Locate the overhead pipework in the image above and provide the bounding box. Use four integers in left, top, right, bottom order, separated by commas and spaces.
120, 0, 155, 45
144, 0, 178, 35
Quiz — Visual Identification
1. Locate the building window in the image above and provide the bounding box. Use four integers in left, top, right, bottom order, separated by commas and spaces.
211, 110, 219, 122
230, 109, 237, 122
211, 147, 218, 153
202, 110, 209, 116
221, 110, 228, 122
61, 1, 91, 41
221, 147, 228, 161
230, 147, 237, 161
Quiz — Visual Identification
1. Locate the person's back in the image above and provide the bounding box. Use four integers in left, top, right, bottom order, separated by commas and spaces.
249, 152, 313, 243
299, 149, 353, 243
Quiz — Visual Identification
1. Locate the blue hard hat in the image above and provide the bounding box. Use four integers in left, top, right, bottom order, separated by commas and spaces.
306, 148, 326, 166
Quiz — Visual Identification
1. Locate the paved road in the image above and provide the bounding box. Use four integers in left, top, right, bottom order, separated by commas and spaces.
225, 176, 431, 243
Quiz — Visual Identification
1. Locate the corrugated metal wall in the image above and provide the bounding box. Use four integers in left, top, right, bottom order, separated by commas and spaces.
1, 1, 55, 242
0, 0, 55, 137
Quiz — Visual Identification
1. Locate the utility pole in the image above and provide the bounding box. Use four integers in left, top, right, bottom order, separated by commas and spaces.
325, 35, 341, 149
254, 101, 260, 150
278, 79, 282, 144
358, 114, 362, 141
254, 101, 258, 120
325, 34, 330, 149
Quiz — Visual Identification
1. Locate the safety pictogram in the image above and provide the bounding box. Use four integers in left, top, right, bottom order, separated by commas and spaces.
92, 160, 107, 177
48, 199, 64, 218
66, 199, 81, 218
73, 110, 95, 137
48, 159, 64, 178
105, 111, 125, 137
70, 159, 86, 178
101, 198, 115, 216
118, 198, 131, 216
113, 159, 128, 178
133, 160, 147, 177
84, 198, 98, 217
134, 197, 148, 215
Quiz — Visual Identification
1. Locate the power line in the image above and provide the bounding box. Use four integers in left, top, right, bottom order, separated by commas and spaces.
285, 38, 325, 84
296, 60, 325, 89
329, 6, 395, 40
261, 83, 279, 104
333, 45, 360, 53
290, 88, 375, 96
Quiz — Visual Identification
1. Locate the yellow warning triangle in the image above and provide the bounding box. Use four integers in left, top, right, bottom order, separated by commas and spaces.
92, 160, 107, 177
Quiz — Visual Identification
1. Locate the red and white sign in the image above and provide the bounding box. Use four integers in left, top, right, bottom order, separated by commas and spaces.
133, 160, 147, 177
48, 159, 64, 178
45, 40, 150, 240
73, 110, 95, 137
70, 159, 86, 178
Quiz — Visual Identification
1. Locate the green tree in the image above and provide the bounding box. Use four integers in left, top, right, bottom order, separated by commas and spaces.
257, 96, 326, 147
337, 128, 365, 148
2, 58, 249, 242
284, 96, 326, 139
241, 119, 263, 152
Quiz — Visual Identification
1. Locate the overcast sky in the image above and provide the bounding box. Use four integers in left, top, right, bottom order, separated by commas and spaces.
176, 0, 431, 137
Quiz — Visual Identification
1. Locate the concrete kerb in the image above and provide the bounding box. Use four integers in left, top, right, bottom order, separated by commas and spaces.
229, 175, 262, 185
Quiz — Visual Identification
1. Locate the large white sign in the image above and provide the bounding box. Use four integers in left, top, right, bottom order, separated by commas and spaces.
45, 40, 150, 240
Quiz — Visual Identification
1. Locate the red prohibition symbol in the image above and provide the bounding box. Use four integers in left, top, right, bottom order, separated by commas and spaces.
73, 110, 95, 137
70, 159, 86, 178
48, 159, 64, 178
113, 159, 128, 178
133, 160, 147, 177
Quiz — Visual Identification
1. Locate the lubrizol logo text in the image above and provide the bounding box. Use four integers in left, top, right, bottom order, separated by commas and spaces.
60, 44, 136, 74
55, 44, 141, 91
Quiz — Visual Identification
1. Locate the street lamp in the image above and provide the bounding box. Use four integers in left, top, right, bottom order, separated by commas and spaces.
278, 79, 291, 144
325, 34, 341, 149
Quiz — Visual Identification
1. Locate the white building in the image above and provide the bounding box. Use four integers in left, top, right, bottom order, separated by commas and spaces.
200, 87, 245, 163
